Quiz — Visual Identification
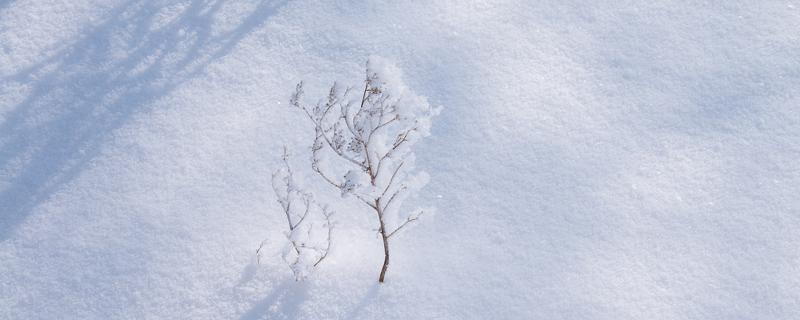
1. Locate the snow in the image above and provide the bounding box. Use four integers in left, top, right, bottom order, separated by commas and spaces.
2, 0, 800, 319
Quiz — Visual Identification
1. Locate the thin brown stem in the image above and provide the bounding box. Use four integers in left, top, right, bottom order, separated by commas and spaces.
376, 199, 390, 283
388, 211, 422, 238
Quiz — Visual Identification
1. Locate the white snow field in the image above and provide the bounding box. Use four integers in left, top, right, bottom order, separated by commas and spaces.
2, 0, 799, 319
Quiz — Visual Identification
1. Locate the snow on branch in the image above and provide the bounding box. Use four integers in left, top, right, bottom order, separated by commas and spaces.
258, 147, 333, 281
289, 56, 439, 282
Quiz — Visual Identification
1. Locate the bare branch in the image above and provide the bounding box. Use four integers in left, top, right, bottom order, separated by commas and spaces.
391, 126, 416, 150
372, 115, 398, 134
388, 211, 423, 238
256, 239, 269, 264
313, 207, 334, 267
355, 193, 378, 209
290, 197, 311, 230
381, 161, 405, 197
374, 126, 417, 176
311, 162, 343, 189
296, 88, 367, 170
382, 184, 407, 213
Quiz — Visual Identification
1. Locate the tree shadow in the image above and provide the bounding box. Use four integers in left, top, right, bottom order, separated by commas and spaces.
238, 279, 308, 320
344, 283, 380, 319
0, 0, 287, 241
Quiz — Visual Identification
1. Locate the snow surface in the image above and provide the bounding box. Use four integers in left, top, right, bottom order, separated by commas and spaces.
2, 0, 800, 319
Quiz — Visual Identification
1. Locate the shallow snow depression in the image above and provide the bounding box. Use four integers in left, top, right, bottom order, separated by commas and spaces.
1, 1, 799, 319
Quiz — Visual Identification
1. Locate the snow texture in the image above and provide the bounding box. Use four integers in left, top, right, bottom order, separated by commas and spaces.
1, 1, 799, 319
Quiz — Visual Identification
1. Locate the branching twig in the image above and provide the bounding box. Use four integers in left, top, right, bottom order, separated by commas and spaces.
286, 58, 436, 283
388, 210, 423, 238
265, 147, 335, 280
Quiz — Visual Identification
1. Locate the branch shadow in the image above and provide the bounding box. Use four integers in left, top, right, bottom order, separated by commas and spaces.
343, 283, 380, 319
0, 0, 287, 241
238, 279, 308, 320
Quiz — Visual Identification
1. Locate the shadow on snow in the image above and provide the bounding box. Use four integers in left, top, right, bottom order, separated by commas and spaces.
0, 0, 287, 240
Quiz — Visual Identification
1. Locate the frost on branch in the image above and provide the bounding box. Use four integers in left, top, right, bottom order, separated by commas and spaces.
257, 147, 333, 281
290, 56, 439, 282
